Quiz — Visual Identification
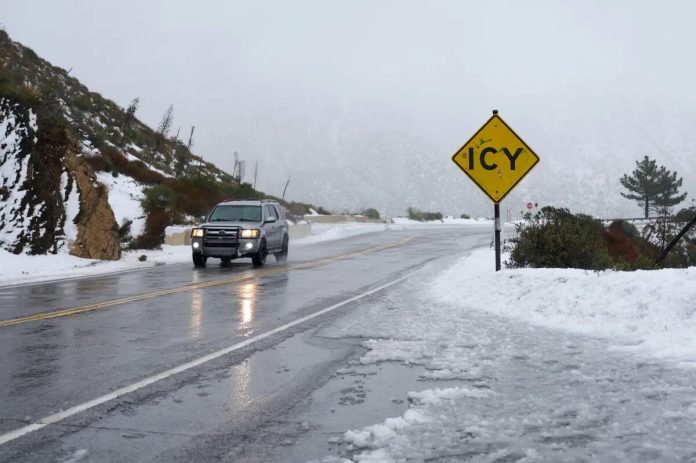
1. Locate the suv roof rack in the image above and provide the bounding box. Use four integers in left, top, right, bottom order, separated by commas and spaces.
221, 198, 268, 202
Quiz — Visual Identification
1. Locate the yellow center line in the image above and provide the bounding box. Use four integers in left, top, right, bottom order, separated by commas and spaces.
0, 235, 417, 328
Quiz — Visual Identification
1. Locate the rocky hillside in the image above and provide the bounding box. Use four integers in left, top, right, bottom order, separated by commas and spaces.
0, 29, 230, 182
0, 97, 120, 259
0, 30, 326, 258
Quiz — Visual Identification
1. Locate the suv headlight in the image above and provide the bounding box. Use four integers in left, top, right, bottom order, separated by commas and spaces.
240, 229, 260, 238
191, 228, 204, 238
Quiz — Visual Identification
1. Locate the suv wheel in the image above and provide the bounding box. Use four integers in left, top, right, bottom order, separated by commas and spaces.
274, 236, 289, 263
252, 240, 267, 267
193, 253, 207, 268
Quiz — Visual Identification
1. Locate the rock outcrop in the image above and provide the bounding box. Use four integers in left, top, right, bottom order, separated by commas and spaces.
64, 148, 120, 260
0, 97, 120, 260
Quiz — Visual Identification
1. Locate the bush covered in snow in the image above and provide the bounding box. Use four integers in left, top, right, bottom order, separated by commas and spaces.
407, 207, 443, 222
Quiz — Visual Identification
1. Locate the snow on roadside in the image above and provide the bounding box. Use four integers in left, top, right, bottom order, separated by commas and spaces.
429, 248, 696, 363
316, 247, 696, 462
0, 246, 190, 287
95, 172, 146, 237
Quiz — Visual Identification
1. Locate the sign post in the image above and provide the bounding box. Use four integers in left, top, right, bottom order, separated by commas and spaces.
494, 203, 501, 271
451, 110, 539, 271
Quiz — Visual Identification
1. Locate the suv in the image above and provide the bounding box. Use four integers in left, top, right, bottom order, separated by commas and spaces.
190, 199, 289, 268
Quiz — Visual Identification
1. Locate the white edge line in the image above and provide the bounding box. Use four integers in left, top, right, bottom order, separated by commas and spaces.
0, 271, 415, 447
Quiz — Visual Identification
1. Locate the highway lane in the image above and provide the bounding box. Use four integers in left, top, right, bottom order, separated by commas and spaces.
0, 226, 491, 461
0, 227, 424, 320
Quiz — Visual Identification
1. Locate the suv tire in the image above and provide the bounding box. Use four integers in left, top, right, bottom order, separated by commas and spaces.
193, 253, 207, 268
274, 236, 289, 263
252, 240, 267, 267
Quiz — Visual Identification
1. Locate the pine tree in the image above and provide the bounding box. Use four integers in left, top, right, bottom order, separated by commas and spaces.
620, 156, 687, 218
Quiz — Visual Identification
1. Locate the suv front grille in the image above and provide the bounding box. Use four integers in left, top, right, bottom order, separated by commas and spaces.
203, 227, 240, 247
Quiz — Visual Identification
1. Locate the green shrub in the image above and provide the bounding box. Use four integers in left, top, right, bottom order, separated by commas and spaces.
460, 213, 471, 219
507, 206, 612, 270
73, 93, 92, 111
687, 246, 696, 266
621, 221, 639, 238
142, 185, 178, 212
408, 207, 443, 222
131, 209, 169, 249
676, 207, 696, 222
362, 208, 381, 219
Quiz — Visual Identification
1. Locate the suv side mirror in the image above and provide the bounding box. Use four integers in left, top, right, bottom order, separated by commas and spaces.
200, 216, 207, 223
265, 216, 277, 224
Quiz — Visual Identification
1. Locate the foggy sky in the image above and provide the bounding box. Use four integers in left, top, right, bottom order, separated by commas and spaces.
2, 1, 696, 215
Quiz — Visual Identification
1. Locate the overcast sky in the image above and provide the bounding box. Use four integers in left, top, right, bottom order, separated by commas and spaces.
3, 1, 696, 212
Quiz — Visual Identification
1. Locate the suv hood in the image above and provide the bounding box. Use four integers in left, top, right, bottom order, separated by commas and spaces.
201, 221, 262, 228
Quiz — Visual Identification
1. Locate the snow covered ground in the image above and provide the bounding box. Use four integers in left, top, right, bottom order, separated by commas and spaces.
314, 248, 696, 462
0, 246, 191, 287
95, 172, 146, 238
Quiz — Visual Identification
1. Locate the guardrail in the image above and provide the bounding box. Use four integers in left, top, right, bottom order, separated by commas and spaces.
302, 215, 384, 224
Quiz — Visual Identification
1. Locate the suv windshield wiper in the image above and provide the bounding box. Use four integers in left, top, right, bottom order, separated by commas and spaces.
237, 218, 260, 222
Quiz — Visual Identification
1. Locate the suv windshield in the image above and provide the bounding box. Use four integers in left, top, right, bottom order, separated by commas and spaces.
208, 205, 262, 222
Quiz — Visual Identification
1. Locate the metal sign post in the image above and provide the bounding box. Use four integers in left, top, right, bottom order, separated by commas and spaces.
494, 203, 501, 271
450, 109, 540, 271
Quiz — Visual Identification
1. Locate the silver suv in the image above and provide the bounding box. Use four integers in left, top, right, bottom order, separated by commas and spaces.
190, 199, 289, 267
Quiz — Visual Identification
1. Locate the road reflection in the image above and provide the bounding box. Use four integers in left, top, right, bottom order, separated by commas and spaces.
190, 290, 203, 340
190, 272, 203, 339
239, 281, 257, 325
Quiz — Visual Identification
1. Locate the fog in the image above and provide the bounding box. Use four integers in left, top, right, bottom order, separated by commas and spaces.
3, 1, 696, 217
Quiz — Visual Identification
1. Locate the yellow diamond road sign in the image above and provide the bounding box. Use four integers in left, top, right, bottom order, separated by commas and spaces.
452, 114, 539, 203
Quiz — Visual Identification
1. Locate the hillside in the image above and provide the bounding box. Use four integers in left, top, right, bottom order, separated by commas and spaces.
0, 29, 230, 183
0, 30, 321, 258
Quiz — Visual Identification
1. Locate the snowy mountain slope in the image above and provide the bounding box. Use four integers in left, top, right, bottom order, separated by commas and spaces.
0, 98, 78, 254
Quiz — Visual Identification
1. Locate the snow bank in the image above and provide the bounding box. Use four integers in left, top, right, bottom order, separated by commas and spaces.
95, 172, 145, 237
317, 248, 696, 462
0, 246, 190, 286
341, 387, 495, 461
430, 248, 696, 363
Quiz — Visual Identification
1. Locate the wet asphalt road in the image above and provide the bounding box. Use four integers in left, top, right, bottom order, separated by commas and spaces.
0, 226, 491, 462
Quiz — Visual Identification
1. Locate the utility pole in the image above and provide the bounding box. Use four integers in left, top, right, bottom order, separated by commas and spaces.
253, 161, 258, 190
